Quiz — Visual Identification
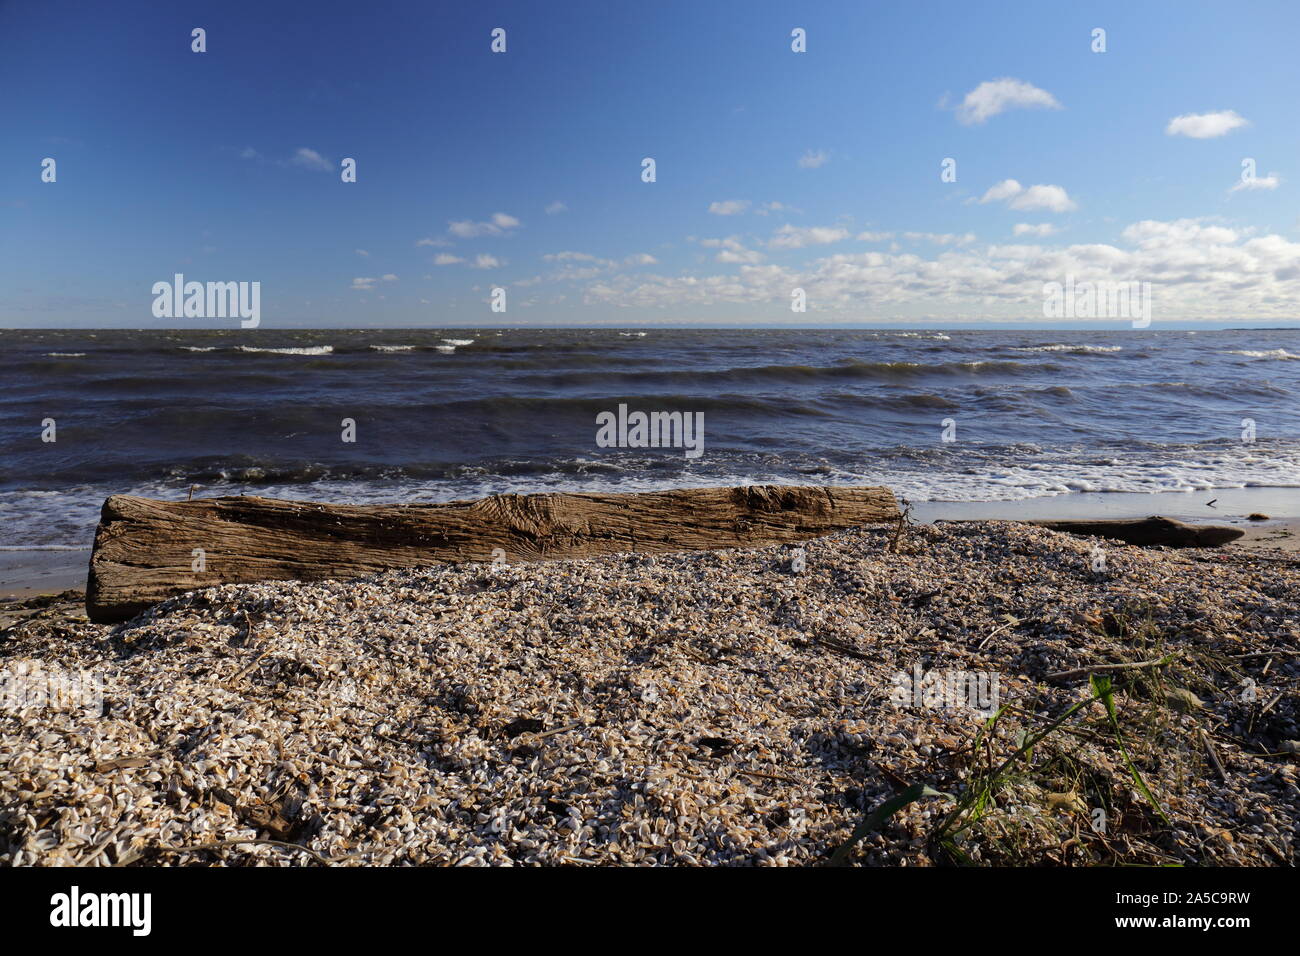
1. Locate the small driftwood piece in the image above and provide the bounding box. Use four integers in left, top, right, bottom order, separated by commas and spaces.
1044, 654, 1179, 684
942, 515, 1243, 548
1024, 516, 1243, 547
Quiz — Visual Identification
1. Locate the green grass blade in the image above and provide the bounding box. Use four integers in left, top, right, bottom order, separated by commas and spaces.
830, 782, 948, 866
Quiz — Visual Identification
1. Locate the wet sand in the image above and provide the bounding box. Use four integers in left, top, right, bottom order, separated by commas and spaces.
0, 549, 90, 601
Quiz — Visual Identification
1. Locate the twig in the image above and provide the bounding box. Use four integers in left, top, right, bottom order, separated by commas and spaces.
1045, 654, 1177, 683
1200, 730, 1229, 783
886, 500, 913, 554
975, 619, 1018, 651
225, 648, 274, 687
814, 637, 873, 661
1260, 690, 1286, 716
736, 767, 806, 786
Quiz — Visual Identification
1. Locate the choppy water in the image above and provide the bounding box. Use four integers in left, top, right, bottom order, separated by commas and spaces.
3, 327, 1300, 548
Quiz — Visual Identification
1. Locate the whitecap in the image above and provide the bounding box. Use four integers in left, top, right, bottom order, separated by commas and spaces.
237, 345, 334, 355
1221, 348, 1300, 360
1010, 344, 1122, 354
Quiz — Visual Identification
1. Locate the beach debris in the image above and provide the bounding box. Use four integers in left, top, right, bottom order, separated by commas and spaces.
1163, 687, 1205, 713
1022, 516, 1244, 548
939, 515, 1243, 548
1044, 791, 1086, 814
86, 485, 899, 622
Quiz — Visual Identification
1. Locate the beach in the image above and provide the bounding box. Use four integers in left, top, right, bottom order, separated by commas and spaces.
4, 327, 1300, 866
3, 517, 1297, 866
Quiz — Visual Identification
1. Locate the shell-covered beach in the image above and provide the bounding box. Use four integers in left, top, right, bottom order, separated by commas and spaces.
3, 521, 1297, 866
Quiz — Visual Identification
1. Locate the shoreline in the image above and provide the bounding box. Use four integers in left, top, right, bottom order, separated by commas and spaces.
4, 485, 1298, 601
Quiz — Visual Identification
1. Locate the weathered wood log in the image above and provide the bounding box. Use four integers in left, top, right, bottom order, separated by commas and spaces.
941, 515, 1243, 548
1025, 516, 1243, 547
86, 484, 899, 622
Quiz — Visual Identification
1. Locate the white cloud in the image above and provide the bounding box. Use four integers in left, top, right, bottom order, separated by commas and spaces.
535, 250, 657, 276
1231, 173, 1281, 193
239, 146, 260, 160
1121, 218, 1240, 248
472, 254, 502, 269
798, 150, 828, 169
978, 179, 1077, 213
545, 201, 568, 215
708, 200, 751, 215
717, 248, 763, 265
289, 147, 332, 172
1013, 223, 1057, 237
755, 201, 788, 216
956, 78, 1062, 125
415, 237, 451, 247
355, 249, 370, 257
544, 251, 601, 263
768, 225, 850, 249
1165, 110, 1248, 139
448, 213, 521, 238
1011, 184, 1077, 213
380, 274, 397, 282
857, 231, 894, 242
434, 254, 464, 265
699, 237, 765, 264
903, 231, 977, 245
351, 277, 377, 290
580, 217, 1300, 321
978, 179, 1023, 203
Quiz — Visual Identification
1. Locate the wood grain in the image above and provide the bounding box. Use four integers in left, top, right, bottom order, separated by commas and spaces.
86, 484, 899, 622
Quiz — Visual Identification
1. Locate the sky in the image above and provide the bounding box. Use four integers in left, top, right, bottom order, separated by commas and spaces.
3, 0, 1300, 328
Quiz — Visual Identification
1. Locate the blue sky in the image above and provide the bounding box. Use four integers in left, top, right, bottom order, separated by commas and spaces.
3, 0, 1300, 327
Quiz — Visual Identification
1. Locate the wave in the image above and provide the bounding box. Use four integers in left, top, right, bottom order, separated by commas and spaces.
511, 359, 1054, 390
44, 352, 87, 357
1010, 344, 1122, 354
442, 338, 475, 346
236, 345, 334, 355
370, 344, 417, 352
1221, 349, 1300, 360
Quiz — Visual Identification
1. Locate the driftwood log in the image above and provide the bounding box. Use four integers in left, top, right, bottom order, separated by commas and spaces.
86, 484, 899, 623
942, 515, 1243, 548
1025, 516, 1243, 547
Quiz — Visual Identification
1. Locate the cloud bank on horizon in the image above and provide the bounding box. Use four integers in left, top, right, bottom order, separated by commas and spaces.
3, 0, 1299, 327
